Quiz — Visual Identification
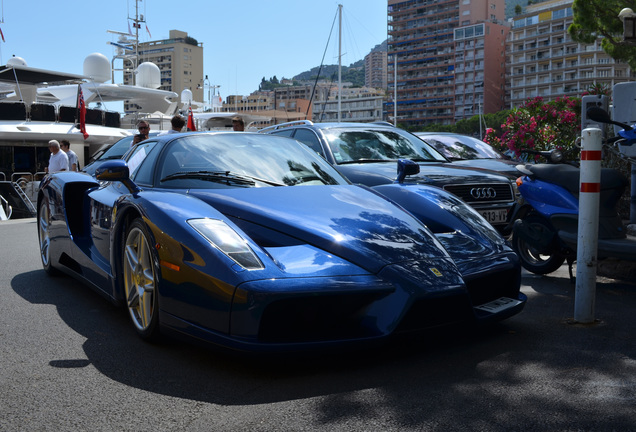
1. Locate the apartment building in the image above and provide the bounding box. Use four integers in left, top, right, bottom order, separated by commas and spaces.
364, 49, 388, 90
388, 0, 458, 127
387, 0, 508, 127
454, 20, 509, 120
123, 30, 204, 113
508, 0, 633, 108
312, 87, 386, 122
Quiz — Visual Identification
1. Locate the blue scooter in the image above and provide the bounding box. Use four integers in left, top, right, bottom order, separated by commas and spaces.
511, 107, 636, 278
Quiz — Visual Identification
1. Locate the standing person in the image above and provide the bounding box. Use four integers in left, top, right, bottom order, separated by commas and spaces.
132, 120, 151, 145
158, 115, 186, 135
232, 116, 245, 131
60, 140, 78, 172
46, 140, 69, 174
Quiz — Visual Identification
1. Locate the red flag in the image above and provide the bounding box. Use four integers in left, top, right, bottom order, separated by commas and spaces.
0, 27, 5, 43
77, 85, 89, 139
146, 24, 152, 38
187, 106, 196, 131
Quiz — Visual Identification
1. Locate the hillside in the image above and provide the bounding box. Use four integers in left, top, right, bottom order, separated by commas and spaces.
291, 40, 386, 87
292, 60, 365, 87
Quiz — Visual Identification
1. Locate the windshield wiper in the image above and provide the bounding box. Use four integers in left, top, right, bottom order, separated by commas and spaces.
409, 158, 443, 163
160, 170, 285, 187
338, 159, 392, 165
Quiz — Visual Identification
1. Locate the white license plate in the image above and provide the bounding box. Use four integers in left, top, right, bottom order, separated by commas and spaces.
479, 209, 507, 224
475, 297, 522, 313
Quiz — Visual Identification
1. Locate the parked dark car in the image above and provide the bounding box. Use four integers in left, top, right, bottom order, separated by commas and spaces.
414, 132, 521, 179
82, 132, 159, 176
260, 121, 518, 231
38, 131, 524, 352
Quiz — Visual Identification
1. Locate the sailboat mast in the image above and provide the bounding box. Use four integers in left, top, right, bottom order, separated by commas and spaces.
337, 4, 342, 123
134, 0, 140, 85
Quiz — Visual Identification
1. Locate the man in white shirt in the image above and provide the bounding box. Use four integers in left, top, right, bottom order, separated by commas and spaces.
46, 140, 69, 174
60, 140, 78, 171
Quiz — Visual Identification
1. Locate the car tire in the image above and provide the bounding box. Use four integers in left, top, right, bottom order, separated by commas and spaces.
512, 217, 566, 275
38, 199, 62, 276
123, 218, 162, 341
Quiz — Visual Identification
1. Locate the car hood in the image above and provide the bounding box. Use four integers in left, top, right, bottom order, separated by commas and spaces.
335, 161, 511, 186
448, 159, 521, 179
188, 185, 452, 274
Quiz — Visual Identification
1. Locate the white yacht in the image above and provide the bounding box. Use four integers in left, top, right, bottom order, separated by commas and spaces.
0, 53, 181, 219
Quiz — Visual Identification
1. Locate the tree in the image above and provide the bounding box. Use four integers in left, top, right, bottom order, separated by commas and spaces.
568, 0, 636, 70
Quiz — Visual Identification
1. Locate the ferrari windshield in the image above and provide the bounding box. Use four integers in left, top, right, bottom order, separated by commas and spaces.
322, 128, 447, 164
155, 133, 347, 188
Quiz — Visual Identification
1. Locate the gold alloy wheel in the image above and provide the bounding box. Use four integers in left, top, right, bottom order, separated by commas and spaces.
123, 222, 158, 335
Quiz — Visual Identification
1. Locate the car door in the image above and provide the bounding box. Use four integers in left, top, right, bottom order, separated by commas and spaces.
84, 140, 159, 279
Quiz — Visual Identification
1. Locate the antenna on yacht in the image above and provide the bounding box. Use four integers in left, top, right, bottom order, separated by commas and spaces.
129, 0, 144, 85
107, 0, 147, 85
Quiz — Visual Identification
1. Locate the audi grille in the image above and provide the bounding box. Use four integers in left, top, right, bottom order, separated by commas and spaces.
442, 183, 514, 204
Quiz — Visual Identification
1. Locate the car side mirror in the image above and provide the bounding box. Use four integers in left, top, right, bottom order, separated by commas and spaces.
95, 160, 140, 194
396, 159, 420, 184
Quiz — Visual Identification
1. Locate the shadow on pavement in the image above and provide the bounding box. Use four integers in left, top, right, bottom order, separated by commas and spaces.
11, 266, 636, 430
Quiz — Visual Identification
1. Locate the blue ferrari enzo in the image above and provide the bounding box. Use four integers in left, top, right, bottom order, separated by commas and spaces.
37, 132, 525, 351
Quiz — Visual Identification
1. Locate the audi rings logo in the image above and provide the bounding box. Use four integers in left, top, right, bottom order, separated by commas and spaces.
470, 187, 497, 199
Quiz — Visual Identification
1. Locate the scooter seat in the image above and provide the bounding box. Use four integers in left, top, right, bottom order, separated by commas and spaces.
525, 164, 627, 196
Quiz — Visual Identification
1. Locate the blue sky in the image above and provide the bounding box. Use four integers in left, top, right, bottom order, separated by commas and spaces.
0, 0, 387, 99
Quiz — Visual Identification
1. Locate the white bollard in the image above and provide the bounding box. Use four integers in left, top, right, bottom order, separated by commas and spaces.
574, 127, 602, 323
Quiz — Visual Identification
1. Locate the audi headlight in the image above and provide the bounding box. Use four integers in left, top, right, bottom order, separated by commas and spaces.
188, 218, 264, 270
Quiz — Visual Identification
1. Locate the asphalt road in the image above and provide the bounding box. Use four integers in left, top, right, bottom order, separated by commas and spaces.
1, 218, 635, 431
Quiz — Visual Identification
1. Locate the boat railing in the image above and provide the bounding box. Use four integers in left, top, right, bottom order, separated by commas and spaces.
11, 172, 43, 212
0, 172, 5, 181
0, 194, 12, 220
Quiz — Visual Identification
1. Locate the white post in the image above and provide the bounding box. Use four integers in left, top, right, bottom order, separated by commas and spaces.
574, 127, 602, 323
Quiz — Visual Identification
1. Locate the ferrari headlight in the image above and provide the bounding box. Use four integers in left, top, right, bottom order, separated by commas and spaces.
188, 218, 264, 270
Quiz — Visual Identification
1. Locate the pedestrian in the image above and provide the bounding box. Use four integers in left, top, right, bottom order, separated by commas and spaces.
46, 140, 69, 174
232, 116, 245, 131
133, 120, 151, 145
159, 115, 186, 135
60, 139, 78, 172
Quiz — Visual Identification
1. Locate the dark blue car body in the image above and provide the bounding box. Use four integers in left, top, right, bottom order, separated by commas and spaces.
259, 122, 519, 233
37, 132, 525, 352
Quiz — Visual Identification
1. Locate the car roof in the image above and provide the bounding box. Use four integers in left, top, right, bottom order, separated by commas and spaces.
416, 132, 476, 138
305, 122, 396, 130
261, 121, 401, 134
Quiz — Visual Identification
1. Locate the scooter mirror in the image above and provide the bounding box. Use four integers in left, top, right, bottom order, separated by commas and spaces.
549, 149, 563, 163
587, 106, 632, 131
586, 106, 612, 124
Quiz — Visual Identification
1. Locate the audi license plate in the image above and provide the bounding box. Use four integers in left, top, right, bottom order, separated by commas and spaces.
479, 209, 507, 224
